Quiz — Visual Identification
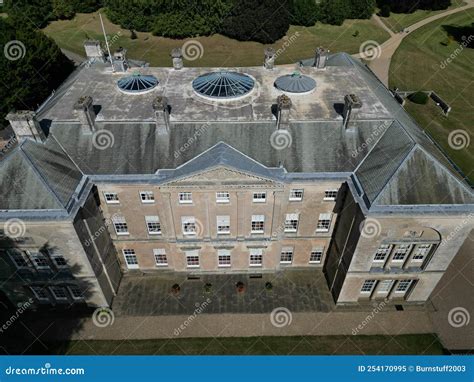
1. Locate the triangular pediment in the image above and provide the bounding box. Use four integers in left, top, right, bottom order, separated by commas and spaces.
162, 165, 281, 187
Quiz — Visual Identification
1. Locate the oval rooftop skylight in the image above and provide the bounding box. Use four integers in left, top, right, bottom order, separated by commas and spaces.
117, 73, 159, 94
192, 71, 255, 100
274, 72, 316, 94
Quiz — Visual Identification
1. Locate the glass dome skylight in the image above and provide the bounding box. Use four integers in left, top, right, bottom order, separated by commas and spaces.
117, 73, 159, 94
274, 72, 316, 94
192, 71, 255, 100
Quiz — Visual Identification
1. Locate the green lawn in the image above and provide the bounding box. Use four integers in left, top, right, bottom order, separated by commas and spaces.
42, 11, 390, 67
44, 335, 444, 355
389, 9, 474, 182
379, 0, 466, 33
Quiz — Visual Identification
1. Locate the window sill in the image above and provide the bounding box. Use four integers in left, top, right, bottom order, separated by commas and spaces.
116, 232, 130, 236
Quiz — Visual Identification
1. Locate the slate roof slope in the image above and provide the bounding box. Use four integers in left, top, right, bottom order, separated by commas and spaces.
374, 146, 474, 205
0, 149, 63, 210
355, 120, 415, 203
0, 137, 83, 211
49, 120, 389, 175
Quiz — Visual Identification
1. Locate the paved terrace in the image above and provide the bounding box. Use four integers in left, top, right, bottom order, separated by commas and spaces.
112, 270, 334, 316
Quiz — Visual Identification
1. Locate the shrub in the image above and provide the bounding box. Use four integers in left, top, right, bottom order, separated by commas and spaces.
408, 91, 429, 105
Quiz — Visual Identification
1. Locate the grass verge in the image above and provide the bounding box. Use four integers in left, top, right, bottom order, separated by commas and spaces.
389, 9, 474, 182
42, 11, 390, 67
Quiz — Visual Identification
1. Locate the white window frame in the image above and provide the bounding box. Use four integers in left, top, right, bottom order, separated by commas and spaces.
29, 252, 50, 270
280, 247, 293, 264
252, 192, 266, 203
145, 216, 161, 235
249, 248, 263, 267
392, 244, 411, 263
181, 216, 197, 236
30, 286, 49, 301
103, 192, 119, 204
216, 191, 230, 204
289, 189, 304, 201
377, 280, 394, 294
411, 244, 432, 262
49, 286, 68, 301
309, 248, 323, 264
323, 189, 338, 201
139, 191, 155, 204
395, 280, 413, 294
122, 249, 139, 269
153, 248, 168, 267
217, 215, 230, 234
217, 249, 231, 267
8, 249, 30, 269
373, 244, 391, 263
251, 215, 265, 234
179, 192, 193, 204
316, 213, 332, 233
113, 216, 129, 236
185, 250, 200, 268
360, 280, 376, 294
67, 285, 84, 300
284, 213, 299, 233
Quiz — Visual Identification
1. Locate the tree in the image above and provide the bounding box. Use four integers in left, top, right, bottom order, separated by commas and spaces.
4, 0, 53, 29
348, 0, 376, 19
319, 0, 350, 26
220, 0, 291, 43
0, 17, 75, 129
379, 4, 390, 17
290, 0, 320, 26
52, 0, 76, 20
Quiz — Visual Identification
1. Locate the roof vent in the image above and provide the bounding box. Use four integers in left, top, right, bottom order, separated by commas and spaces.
192, 71, 255, 100
117, 73, 159, 95
274, 72, 316, 94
